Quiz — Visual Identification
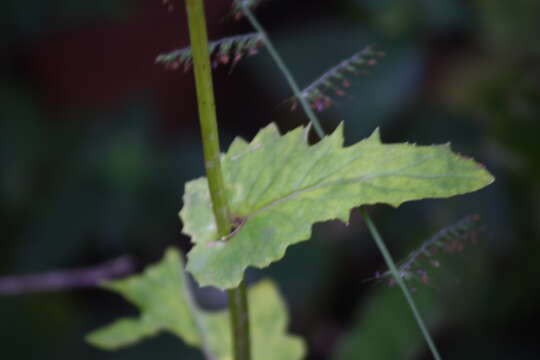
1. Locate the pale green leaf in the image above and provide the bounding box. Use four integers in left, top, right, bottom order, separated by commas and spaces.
181, 123, 494, 289
86, 248, 305, 360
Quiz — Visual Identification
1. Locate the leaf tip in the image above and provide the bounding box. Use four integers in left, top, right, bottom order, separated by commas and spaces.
334, 121, 345, 133
250, 122, 281, 146
368, 127, 382, 142
329, 121, 346, 143
85, 332, 115, 351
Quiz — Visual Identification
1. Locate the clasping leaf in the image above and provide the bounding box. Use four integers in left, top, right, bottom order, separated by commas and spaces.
181, 123, 494, 289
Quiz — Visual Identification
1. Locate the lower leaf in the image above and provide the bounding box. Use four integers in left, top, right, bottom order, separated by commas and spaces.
86, 248, 305, 360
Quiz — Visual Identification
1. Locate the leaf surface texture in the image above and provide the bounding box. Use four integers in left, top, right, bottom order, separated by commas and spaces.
181, 124, 494, 288
86, 248, 304, 360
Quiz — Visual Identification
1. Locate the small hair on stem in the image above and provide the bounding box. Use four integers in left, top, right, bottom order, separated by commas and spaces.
231, 0, 266, 20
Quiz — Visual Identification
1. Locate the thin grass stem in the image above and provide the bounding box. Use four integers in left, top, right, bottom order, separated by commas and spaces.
241, 2, 325, 139
361, 209, 443, 360
241, 4, 443, 358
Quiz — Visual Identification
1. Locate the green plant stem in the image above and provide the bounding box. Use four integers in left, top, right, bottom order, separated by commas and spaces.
185, 1, 251, 360
228, 281, 251, 360
185, 0, 230, 236
243, 5, 442, 356
241, 2, 325, 139
361, 209, 443, 360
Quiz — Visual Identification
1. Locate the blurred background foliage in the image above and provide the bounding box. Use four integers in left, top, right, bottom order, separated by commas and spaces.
1, 0, 539, 359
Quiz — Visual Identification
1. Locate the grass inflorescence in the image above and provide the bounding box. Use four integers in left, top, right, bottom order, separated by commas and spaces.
374, 215, 483, 287
156, 33, 264, 71
291, 46, 384, 112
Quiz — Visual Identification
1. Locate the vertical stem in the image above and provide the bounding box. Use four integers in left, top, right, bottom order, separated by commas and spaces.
361, 209, 443, 360
186, 0, 230, 236
185, 1, 251, 360
228, 281, 251, 360
241, 3, 325, 139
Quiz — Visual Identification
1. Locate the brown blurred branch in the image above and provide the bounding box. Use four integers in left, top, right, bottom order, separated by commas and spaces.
0, 256, 135, 296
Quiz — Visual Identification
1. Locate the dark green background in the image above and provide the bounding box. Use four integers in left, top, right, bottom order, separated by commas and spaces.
1, 0, 539, 359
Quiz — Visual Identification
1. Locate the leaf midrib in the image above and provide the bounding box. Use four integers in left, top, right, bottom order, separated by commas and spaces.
245, 153, 485, 220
